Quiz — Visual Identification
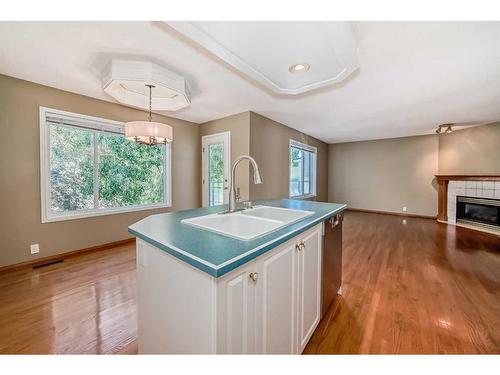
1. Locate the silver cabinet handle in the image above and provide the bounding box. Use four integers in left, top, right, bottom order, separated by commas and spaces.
296, 240, 305, 251
330, 214, 341, 228
249, 272, 259, 282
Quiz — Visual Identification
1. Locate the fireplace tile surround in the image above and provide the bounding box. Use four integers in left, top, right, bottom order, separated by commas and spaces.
447, 180, 500, 224
435, 175, 500, 235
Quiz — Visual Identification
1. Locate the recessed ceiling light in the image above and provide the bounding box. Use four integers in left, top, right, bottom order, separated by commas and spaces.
289, 63, 310, 73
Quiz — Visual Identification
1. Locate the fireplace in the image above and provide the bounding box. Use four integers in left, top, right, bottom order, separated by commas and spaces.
456, 196, 500, 231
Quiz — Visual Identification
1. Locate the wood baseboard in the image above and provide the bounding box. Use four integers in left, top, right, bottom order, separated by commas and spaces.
0, 238, 136, 274
346, 208, 436, 220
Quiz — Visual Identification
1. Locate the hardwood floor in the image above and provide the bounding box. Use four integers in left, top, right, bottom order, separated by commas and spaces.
0, 211, 498, 354
305, 211, 500, 354
0, 243, 137, 354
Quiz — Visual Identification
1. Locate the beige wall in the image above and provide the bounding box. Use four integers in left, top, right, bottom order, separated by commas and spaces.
438, 122, 500, 175
328, 135, 439, 217
249, 112, 329, 202
200, 112, 251, 201
0, 74, 200, 268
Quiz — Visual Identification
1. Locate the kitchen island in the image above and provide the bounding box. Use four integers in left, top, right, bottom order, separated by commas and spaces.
129, 199, 345, 354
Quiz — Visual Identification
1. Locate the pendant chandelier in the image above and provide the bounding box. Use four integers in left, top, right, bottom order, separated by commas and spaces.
125, 84, 173, 145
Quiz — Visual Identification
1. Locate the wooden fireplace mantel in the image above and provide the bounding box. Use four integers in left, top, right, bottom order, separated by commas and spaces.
435, 175, 500, 182
435, 175, 500, 222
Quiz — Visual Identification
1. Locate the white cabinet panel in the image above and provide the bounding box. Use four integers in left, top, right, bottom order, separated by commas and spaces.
297, 227, 322, 352
255, 242, 297, 354
217, 263, 256, 354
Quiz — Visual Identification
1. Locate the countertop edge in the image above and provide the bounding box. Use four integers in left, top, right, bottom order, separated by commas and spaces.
128, 203, 346, 278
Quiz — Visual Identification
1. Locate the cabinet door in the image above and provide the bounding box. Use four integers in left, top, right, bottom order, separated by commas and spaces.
297, 226, 322, 353
255, 242, 297, 354
217, 263, 256, 354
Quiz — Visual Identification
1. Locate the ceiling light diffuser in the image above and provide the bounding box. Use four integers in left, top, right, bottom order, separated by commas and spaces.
103, 60, 190, 112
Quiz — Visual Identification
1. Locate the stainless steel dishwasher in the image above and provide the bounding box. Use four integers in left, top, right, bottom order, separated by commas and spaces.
322, 212, 343, 317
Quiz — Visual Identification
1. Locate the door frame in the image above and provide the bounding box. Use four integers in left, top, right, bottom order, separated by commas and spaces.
202, 131, 231, 207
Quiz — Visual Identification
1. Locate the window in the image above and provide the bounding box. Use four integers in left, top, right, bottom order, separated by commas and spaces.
40, 107, 171, 222
289, 140, 317, 199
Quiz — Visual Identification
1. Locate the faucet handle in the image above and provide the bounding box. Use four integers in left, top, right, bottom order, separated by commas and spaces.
236, 187, 241, 202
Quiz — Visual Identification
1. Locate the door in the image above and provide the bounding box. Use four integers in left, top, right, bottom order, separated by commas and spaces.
217, 262, 256, 354
297, 226, 322, 353
202, 132, 230, 207
255, 242, 297, 354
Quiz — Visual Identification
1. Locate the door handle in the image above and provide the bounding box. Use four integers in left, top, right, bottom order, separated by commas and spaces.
249, 272, 259, 282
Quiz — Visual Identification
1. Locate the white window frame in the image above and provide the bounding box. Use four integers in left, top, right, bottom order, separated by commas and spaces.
40, 106, 172, 223
289, 139, 317, 200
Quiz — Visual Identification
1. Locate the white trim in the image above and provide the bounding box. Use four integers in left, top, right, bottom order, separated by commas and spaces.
42, 203, 171, 223
165, 22, 359, 95
289, 139, 317, 200
201, 131, 231, 207
290, 139, 317, 153
40, 106, 172, 223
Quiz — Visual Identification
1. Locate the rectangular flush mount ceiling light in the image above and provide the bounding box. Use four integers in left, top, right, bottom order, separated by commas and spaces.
166, 21, 360, 95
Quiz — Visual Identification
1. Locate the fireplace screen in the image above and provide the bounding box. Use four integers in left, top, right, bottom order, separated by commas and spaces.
456, 196, 500, 230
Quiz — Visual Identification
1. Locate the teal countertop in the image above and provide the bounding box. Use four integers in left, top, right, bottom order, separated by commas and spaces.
128, 199, 346, 277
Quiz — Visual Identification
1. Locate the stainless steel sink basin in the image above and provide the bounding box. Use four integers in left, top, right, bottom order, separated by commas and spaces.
181, 205, 314, 241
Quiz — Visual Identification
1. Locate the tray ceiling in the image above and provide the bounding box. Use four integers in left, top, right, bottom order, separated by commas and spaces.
167, 21, 360, 95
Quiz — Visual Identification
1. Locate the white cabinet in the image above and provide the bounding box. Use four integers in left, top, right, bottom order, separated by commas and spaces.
137, 223, 324, 354
216, 261, 256, 354
255, 241, 297, 354
296, 227, 322, 353
216, 223, 323, 354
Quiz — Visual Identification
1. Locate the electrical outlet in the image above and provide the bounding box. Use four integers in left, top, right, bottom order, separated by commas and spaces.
30, 244, 40, 255
402, 206, 407, 212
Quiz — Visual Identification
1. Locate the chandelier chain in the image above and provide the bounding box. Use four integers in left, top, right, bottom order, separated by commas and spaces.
146, 84, 154, 122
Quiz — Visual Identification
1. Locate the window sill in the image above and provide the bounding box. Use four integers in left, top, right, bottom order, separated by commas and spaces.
42, 202, 171, 223
289, 194, 317, 201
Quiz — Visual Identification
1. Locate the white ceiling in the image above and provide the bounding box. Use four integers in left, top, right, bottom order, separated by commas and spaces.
167, 21, 360, 94
1, 21, 499, 143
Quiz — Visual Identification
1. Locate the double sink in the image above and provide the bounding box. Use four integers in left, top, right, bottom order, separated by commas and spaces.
181, 205, 314, 241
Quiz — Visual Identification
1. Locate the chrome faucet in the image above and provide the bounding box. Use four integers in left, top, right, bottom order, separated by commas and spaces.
227, 155, 263, 213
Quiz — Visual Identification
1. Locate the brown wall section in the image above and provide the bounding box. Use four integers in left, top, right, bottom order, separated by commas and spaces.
328, 135, 439, 217
249, 112, 329, 202
438, 122, 500, 175
328, 122, 500, 217
199, 111, 329, 203
0, 74, 201, 267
